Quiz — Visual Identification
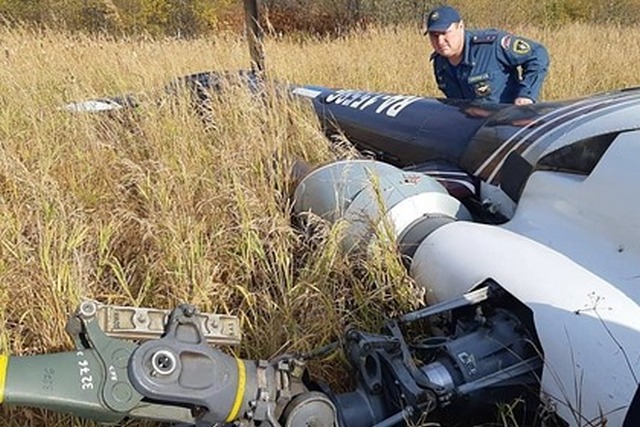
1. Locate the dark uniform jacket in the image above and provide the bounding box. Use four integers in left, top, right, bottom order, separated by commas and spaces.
431, 29, 549, 104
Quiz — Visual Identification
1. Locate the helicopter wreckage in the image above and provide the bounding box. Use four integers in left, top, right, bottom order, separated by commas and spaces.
1, 71, 639, 427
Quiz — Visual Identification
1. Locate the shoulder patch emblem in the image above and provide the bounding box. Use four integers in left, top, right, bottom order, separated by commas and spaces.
513, 39, 531, 54
500, 35, 512, 50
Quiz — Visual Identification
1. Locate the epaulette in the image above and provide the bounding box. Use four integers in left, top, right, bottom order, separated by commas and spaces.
471, 31, 499, 44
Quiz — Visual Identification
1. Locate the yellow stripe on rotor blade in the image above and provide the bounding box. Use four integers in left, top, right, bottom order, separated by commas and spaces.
0, 355, 8, 404
225, 358, 246, 422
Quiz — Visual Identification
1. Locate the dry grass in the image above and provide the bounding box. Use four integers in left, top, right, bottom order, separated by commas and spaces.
0, 21, 637, 426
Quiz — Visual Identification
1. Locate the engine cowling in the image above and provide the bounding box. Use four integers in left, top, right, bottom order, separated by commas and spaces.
292, 159, 471, 261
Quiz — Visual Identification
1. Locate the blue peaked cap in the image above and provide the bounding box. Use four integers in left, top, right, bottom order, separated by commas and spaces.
424, 6, 462, 33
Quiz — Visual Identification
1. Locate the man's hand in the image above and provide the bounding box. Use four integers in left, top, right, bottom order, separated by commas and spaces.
514, 97, 534, 105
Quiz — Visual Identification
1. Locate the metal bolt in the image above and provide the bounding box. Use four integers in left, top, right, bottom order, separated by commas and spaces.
79, 301, 97, 318
151, 350, 177, 376
135, 312, 148, 324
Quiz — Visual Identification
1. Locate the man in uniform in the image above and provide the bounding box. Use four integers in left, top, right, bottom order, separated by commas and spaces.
425, 5, 549, 105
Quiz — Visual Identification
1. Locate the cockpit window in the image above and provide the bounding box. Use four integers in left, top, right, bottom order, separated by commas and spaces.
537, 132, 619, 175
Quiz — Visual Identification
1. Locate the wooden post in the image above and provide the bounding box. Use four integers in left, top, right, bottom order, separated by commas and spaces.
243, 0, 265, 75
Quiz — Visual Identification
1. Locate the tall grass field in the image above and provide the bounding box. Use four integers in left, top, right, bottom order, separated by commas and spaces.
0, 19, 639, 426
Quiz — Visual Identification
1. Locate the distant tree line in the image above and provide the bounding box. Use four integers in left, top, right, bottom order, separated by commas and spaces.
0, 0, 638, 38
0, 0, 242, 37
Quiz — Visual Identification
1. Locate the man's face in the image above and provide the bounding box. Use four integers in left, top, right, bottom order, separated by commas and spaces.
428, 21, 465, 60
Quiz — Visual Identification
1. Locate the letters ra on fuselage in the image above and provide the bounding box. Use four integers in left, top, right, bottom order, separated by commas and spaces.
324, 90, 420, 118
